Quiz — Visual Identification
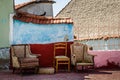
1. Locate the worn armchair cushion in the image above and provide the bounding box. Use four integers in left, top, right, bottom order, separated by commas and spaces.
76, 63, 94, 66
20, 62, 39, 67
19, 57, 39, 63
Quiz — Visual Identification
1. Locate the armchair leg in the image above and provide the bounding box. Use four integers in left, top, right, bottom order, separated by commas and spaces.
92, 65, 95, 70
35, 66, 39, 74
12, 68, 15, 74
20, 67, 23, 75
75, 65, 79, 72
75, 64, 78, 72
37, 66, 40, 73
82, 66, 84, 71
35, 67, 37, 74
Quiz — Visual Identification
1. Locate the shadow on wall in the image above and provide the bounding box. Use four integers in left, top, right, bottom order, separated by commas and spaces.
98, 60, 120, 69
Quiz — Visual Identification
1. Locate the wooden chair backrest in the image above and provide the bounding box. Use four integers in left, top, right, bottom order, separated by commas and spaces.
54, 42, 67, 57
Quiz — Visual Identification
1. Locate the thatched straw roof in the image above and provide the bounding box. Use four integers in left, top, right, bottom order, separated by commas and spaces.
56, 0, 120, 40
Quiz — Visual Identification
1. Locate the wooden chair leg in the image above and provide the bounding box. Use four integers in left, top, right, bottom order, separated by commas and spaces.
56, 61, 58, 72
35, 66, 39, 74
54, 59, 56, 73
68, 61, 70, 72
53, 60, 55, 68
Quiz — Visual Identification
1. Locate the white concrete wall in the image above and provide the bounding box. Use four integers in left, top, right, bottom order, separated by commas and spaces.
18, 3, 53, 17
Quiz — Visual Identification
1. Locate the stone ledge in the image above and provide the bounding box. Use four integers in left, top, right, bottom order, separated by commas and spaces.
39, 67, 55, 74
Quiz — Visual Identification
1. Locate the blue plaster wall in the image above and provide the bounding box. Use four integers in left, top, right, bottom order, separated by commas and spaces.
12, 20, 73, 44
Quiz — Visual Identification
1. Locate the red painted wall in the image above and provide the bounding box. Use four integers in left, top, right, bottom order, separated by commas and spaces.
30, 42, 73, 67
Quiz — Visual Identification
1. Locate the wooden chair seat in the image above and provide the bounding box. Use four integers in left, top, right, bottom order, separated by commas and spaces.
55, 56, 68, 58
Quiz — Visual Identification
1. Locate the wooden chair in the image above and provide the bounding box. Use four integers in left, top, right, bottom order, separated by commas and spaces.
10, 44, 40, 74
70, 42, 95, 71
53, 42, 70, 72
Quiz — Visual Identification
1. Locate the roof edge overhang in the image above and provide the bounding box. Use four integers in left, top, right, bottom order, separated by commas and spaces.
35, 0, 56, 3
13, 11, 73, 24
77, 35, 120, 41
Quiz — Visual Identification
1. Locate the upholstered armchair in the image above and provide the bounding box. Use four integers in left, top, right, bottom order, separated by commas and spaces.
10, 44, 40, 74
70, 42, 95, 71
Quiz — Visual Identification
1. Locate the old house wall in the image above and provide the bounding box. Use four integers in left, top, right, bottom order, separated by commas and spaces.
12, 20, 73, 44
81, 38, 120, 50
57, 0, 120, 40
0, 0, 14, 48
0, 0, 14, 69
18, 3, 53, 17
57, 0, 120, 52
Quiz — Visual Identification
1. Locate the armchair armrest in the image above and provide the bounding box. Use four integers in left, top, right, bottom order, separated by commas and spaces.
33, 54, 41, 58
88, 53, 97, 57
88, 51, 97, 56
71, 54, 77, 65
35, 54, 41, 57
71, 54, 76, 58
12, 56, 20, 68
28, 53, 41, 58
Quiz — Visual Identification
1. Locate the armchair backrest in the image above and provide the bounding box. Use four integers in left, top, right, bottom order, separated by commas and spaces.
11, 44, 26, 58
10, 44, 25, 68
11, 44, 33, 58
83, 44, 94, 63
71, 42, 94, 65
25, 45, 35, 58
72, 43, 84, 62
70, 42, 84, 65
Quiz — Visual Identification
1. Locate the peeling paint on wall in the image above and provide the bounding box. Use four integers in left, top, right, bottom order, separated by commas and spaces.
12, 20, 74, 44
